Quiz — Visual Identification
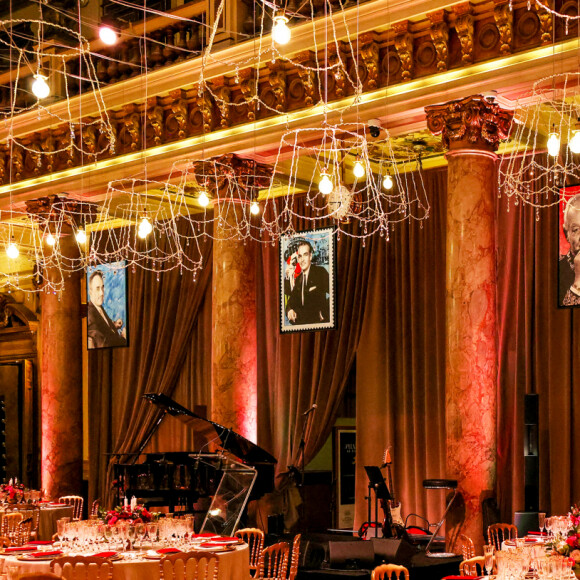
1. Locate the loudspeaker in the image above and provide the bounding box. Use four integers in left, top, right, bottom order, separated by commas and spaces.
524, 394, 539, 512
328, 541, 374, 569
371, 538, 417, 566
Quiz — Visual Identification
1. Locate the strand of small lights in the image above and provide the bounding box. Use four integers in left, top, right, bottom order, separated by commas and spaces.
499, 73, 580, 209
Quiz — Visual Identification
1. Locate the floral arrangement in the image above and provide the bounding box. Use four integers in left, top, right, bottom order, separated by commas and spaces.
103, 504, 153, 525
546, 505, 580, 575
0, 480, 25, 502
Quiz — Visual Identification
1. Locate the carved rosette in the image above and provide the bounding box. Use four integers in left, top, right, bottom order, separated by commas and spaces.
425, 95, 513, 152
429, 11, 449, 72
454, 3, 474, 65
494, 1, 513, 55
393, 21, 414, 81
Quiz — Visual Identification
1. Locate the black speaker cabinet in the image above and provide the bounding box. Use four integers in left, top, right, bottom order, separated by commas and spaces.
371, 538, 417, 566
524, 394, 539, 512
328, 541, 374, 569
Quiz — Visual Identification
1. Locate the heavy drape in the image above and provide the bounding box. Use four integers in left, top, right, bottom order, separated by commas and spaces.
496, 188, 580, 518
354, 168, 448, 530
88, 238, 213, 506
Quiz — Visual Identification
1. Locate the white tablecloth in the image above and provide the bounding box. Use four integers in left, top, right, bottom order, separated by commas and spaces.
0, 544, 249, 580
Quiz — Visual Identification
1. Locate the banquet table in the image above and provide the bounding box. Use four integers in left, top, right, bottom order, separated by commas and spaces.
0, 543, 249, 580
0, 504, 75, 541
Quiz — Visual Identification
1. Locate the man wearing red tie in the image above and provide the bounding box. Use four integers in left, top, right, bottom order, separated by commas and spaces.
285, 241, 330, 325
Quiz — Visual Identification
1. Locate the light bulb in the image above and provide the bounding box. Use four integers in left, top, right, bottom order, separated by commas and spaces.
137, 228, 148, 239
198, 190, 210, 207
75, 228, 87, 244
570, 131, 580, 154
547, 132, 560, 157
353, 159, 365, 179
6, 243, 19, 260
272, 14, 291, 45
250, 201, 260, 215
99, 25, 118, 46
31, 74, 50, 99
138, 217, 153, 236
45, 233, 56, 246
382, 174, 394, 190
318, 172, 333, 195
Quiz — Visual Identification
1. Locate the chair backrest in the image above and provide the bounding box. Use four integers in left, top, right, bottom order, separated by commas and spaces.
256, 542, 290, 580
59, 496, 84, 521
159, 551, 219, 580
1, 511, 23, 543
91, 499, 100, 517
458, 534, 475, 560
460, 556, 486, 576
51, 556, 113, 580
235, 527, 264, 572
487, 523, 518, 550
288, 534, 301, 580
15, 517, 34, 546
371, 564, 410, 580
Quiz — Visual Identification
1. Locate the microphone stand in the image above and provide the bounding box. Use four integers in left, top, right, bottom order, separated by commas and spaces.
295, 406, 317, 531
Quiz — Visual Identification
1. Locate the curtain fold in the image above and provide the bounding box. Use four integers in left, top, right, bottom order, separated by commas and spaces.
354, 168, 448, 531
88, 237, 213, 507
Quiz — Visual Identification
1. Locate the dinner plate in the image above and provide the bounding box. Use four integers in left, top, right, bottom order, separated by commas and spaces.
210, 539, 242, 545
195, 545, 236, 553
17, 553, 63, 561
2, 548, 37, 554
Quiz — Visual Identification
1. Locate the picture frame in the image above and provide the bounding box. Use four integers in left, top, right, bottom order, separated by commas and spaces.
86, 260, 129, 349
558, 184, 580, 308
279, 226, 337, 333
333, 426, 356, 529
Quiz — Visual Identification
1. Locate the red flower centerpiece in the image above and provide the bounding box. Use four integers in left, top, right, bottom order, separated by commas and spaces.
0, 481, 25, 503
547, 506, 580, 578
104, 504, 153, 525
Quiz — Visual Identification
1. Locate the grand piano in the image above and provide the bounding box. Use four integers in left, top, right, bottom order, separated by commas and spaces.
113, 393, 277, 534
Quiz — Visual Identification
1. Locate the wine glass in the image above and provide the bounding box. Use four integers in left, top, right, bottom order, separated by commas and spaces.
135, 523, 145, 549
484, 545, 494, 576
539, 512, 546, 535
146, 522, 158, 545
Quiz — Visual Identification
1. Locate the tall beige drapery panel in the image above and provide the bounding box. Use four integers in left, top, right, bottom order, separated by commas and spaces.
496, 177, 580, 518
88, 237, 213, 507
255, 208, 376, 481
354, 168, 448, 531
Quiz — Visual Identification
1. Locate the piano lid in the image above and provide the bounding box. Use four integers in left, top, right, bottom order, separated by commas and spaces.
143, 393, 277, 465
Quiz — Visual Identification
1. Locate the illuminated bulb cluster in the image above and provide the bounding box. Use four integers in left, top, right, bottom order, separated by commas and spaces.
137, 217, 153, 239
198, 190, 210, 207
31, 74, 50, 99
272, 14, 291, 45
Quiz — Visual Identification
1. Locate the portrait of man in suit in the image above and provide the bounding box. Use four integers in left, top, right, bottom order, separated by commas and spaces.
280, 228, 336, 333
559, 191, 580, 307
87, 263, 128, 349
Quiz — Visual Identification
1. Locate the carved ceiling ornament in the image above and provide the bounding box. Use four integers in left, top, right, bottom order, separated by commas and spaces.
393, 21, 414, 81
359, 32, 380, 89
454, 3, 474, 65
425, 95, 512, 152
428, 11, 449, 72
537, 0, 554, 44
494, 0, 514, 55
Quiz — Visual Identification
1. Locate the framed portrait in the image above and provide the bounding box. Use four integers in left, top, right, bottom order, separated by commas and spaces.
558, 184, 580, 308
333, 426, 356, 529
86, 260, 129, 349
279, 226, 337, 333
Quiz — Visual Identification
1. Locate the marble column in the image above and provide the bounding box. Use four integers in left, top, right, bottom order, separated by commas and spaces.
211, 201, 257, 441
425, 96, 512, 552
39, 231, 83, 499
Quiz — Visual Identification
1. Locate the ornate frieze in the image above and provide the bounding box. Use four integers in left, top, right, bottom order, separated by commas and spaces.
428, 11, 449, 72
360, 32, 380, 89
393, 21, 414, 81
425, 94, 512, 152
146, 97, 165, 146
454, 3, 474, 65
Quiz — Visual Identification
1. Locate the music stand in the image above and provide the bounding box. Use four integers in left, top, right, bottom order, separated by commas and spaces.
362, 466, 392, 538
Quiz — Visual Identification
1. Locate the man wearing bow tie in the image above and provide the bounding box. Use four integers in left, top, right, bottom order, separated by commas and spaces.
286, 241, 330, 325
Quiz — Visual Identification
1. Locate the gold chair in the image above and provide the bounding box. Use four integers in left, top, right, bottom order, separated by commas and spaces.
1, 512, 23, 545
58, 496, 84, 521
256, 542, 290, 580
288, 533, 301, 580
51, 555, 113, 580
458, 534, 475, 560
487, 523, 518, 550
6, 504, 41, 540
235, 527, 264, 575
460, 556, 486, 576
159, 551, 219, 580
371, 564, 410, 580
91, 499, 100, 517
15, 516, 34, 546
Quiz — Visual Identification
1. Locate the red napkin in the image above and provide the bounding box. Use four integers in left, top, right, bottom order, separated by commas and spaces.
157, 548, 181, 554
525, 538, 538, 543
528, 531, 547, 536
27, 541, 53, 546
4, 546, 37, 553
199, 542, 227, 548
441, 577, 482, 580
215, 537, 239, 542
193, 533, 218, 538
93, 551, 118, 558
30, 550, 63, 558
